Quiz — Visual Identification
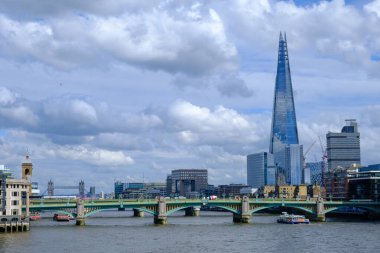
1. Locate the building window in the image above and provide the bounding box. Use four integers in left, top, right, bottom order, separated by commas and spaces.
12, 200, 19, 206
12, 191, 19, 197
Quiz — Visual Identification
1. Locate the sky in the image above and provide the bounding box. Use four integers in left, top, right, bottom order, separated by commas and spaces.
0, 0, 380, 193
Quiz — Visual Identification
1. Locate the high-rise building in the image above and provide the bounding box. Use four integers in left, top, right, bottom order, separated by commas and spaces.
327, 119, 361, 171
247, 152, 276, 188
269, 32, 303, 185
306, 161, 323, 185
170, 169, 208, 197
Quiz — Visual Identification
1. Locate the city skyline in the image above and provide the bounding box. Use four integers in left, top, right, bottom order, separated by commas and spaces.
1, 0, 380, 192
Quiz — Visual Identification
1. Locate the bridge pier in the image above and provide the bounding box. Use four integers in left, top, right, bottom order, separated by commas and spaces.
154, 198, 167, 225
310, 196, 325, 222
233, 196, 251, 224
133, 209, 144, 217
185, 207, 200, 217
76, 199, 86, 226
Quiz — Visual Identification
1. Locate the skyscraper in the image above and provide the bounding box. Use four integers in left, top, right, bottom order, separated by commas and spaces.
269, 32, 303, 185
247, 152, 276, 188
327, 119, 361, 171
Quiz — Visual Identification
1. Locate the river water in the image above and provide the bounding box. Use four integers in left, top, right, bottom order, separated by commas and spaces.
1, 211, 379, 253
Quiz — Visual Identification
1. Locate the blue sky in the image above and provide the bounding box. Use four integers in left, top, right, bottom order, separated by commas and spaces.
0, 0, 380, 193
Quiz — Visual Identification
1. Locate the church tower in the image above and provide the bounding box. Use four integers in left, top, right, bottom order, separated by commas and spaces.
22, 154, 33, 181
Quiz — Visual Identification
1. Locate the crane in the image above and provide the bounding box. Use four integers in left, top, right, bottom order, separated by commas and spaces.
303, 140, 317, 168
318, 136, 328, 186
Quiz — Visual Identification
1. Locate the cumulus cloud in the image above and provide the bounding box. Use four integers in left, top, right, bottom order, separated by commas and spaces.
0, 5, 237, 76
53, 145, 134, 166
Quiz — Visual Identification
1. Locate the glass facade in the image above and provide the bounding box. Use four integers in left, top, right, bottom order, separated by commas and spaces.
247, 152, 275, 188
270, 32, 299, 154
306, 161, 323, 185
327, 120, 360, 171
269, 33, 302, 185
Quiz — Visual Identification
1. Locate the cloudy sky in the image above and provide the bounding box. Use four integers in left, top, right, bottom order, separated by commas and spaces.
1, 0, 380, 193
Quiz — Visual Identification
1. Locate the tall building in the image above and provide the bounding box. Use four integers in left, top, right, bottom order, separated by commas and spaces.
247, 152, 276, 188
327, 119, 361, 171
306, 161, 323, 185
269, 32, 303, 185
170, 169, 208, 197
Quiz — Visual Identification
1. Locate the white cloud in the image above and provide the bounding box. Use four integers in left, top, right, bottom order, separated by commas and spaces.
53, 145, 134, 166
0, 87, 17, 105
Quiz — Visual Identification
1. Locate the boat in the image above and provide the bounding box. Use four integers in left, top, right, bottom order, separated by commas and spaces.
277, 212, 310, 224
29, 212, 41, 221
53, 213, 70, 222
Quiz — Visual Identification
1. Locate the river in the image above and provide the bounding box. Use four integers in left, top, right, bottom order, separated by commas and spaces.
1, 211, 379, 253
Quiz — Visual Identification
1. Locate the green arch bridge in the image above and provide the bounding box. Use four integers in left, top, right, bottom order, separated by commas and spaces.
24, 197, 380, 225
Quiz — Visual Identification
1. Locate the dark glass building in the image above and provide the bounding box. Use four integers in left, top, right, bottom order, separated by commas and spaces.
327, 119, 361, 171
269, 32, 303, 185
169, 169, 208, 197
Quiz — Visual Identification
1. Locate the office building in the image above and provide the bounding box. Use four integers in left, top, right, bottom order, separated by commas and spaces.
306, 161, 323, 185
218, 184, 250, 198
348, 170, 380, 201
327, 119, 361, 171
269, 32, 303, 185
89, 186, 96, 198
170, 169, 208, 197
247, 152, 276, 188
114, 181, 126, 199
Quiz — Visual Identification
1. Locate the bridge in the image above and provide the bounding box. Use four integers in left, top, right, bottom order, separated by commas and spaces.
23, 196, 380, 225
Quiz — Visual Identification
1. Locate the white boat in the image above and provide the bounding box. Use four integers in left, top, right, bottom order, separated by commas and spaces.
277, 212, 310, 224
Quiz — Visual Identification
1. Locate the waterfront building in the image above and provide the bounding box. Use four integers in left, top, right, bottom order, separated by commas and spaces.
327, 119, 361, 171
359, 164, 380, 172
247, 152, 276, 188
324, 165, 360, 200
348, 170, 380, 201
114, 181, 126, 199
276, 185, 307, 199
0, 163, 30, 217
169, 169, 208, 197
200, 185, 218, 197
260, 184, 307, 199
217, 184, 250, 198
269, 32, 303, 185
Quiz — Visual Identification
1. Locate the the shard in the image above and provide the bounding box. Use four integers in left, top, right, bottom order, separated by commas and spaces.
270, 32, 303, 185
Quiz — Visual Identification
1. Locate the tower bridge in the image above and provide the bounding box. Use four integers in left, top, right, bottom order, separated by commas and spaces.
45, 179, 86, 197
24, 197, 380, 225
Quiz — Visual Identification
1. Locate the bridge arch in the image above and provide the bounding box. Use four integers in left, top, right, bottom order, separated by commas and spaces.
84, 207, 157, 218
40, 209, 75, 218
206, 204, 240, 214
250, 205, 315, 215
166, 205, 202, 216
323, 206, 380, 215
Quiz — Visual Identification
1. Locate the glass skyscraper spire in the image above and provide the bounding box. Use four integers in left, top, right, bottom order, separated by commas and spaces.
270, 32, 299, 152
269, 32, 302, 185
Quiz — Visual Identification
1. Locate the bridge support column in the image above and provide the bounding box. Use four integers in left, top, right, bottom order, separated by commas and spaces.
311, 196, 325, 222
154, 198, 167, 225
133, 209, 144, 217
25, 190, 30, 221
233, 196, 251, 223
76, 199, 86, 226
185, 207, 200, 217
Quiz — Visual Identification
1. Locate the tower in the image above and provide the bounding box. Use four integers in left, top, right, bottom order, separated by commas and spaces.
247, 152, 276, 188
22, 154, 33, 181
269, 32, 303, 185
327, 119, 360, 171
